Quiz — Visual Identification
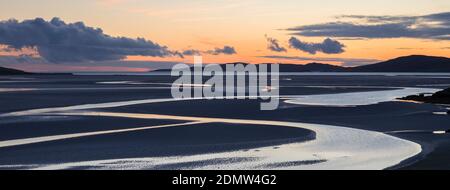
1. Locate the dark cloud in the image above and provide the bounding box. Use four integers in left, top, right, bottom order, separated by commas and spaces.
182, 49, 202, 56
336, 37, 369, 41
206, 46, 237, 55
0, 17, 181, 63
265, 36, 286, 52
259, 55, 379, 67
287, 12, 450, 40
288, 37, 345, 54
397, 47, 426, 50
181, 46, 237, 56
0, 55, 46, 64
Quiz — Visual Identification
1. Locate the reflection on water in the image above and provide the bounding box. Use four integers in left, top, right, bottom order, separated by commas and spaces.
285, 87, 440, 107
0, 111, 422, 170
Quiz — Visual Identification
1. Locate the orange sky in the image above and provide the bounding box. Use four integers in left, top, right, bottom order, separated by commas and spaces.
0, 0, 449, 72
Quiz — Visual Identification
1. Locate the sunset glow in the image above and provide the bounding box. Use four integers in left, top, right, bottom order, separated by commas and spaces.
0, 0, 449, 72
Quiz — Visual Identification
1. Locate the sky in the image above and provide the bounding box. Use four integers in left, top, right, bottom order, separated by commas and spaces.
0, 0, 449, 72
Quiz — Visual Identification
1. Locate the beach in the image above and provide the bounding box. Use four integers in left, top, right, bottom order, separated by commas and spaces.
0, 74, 449, 170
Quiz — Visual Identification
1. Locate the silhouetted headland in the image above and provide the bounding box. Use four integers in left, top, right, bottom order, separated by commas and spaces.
0, 66, 29, 75
399, 88, 450, 109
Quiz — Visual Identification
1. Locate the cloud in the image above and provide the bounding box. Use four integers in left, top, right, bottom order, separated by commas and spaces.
0, 17, 181, 63
288, 37, 345, 54
205, 46, 237, 55
181, 46, 237, 56
0, 55, 46, 64
0, 46, 13, 52
182, 49, 202, 56
265, 36, 286, 52
259, 55, 379, 67
287, 12, 450, 40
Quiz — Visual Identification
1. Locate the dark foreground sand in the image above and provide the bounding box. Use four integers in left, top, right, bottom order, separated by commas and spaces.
0, 74, 449, 169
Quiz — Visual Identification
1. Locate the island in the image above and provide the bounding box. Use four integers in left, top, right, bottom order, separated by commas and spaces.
399, 88, 450, 114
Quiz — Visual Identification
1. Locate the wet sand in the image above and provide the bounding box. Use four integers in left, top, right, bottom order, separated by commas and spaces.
0, 74, 449, 170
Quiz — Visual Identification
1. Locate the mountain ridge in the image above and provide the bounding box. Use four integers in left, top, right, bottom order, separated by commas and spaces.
352, 55, 450, 72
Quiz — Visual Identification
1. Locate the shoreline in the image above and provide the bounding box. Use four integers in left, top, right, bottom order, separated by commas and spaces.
0, 74, 449, 170
0, 97, 425, 170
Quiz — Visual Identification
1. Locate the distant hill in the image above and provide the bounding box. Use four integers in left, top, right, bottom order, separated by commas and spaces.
351, 55, 450, 72
153, 55, 450, 73
154, 62, 349, 72
220, 62, 348, 72
280, 62, 349, 72
0, 66, 29, 75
